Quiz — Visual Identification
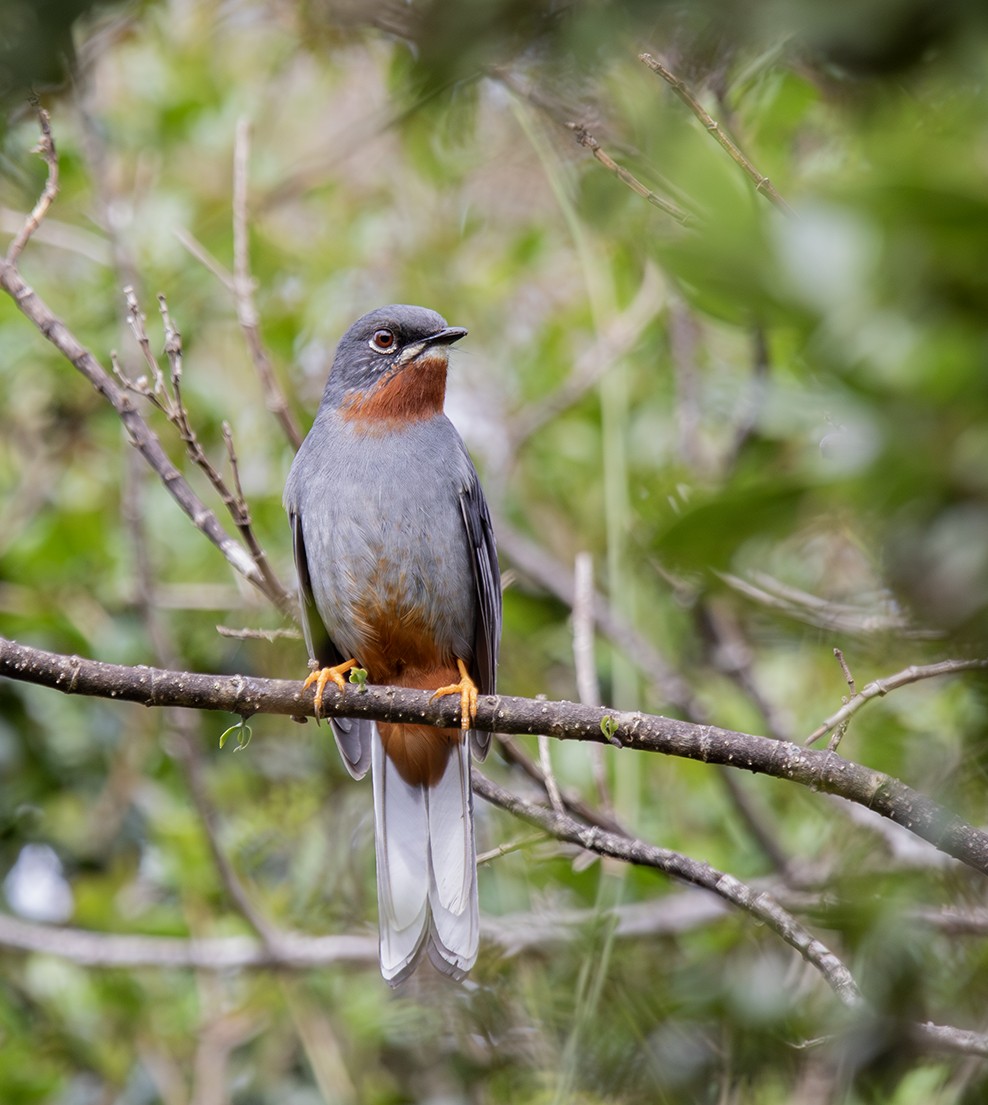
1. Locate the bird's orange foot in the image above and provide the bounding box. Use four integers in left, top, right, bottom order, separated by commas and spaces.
303, 659, 358, 719
432, 658, 479, 732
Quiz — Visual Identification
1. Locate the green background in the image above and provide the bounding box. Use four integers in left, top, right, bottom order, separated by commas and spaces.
2, 0, 988, 1101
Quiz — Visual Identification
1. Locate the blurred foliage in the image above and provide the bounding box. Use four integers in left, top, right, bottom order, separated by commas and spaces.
2, 0, 988, 1101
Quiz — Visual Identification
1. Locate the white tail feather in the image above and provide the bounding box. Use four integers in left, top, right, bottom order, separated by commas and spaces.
371, 728, 478, 986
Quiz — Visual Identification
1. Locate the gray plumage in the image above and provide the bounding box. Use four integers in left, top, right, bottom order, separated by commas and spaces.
284, 305, 500, 985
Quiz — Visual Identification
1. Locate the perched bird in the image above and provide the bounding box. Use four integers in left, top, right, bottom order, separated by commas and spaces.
284, 304, 500, 985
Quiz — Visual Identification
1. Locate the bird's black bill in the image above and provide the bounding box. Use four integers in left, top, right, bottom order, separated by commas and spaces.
423, 326, 468, 347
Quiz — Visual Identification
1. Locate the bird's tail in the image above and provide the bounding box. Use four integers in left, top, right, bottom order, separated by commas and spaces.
371, 724, 478, 986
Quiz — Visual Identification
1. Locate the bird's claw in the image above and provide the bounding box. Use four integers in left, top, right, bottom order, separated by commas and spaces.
432, 658, 479, 731
303, 659, 358, 718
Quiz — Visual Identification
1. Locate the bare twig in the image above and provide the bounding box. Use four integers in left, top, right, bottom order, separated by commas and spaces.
123, 447, 284, 950
117, 287, 294, 614
834, 647, 856, 697
215, 624, 301, 641
497, 519, 703, 718
473, 773, 861, 1005
175, 228, 235, 287
476, 832, 548, 865
718, 570, 938, 638
5, 105, 59, 264
232, 118, 304, 450
567, 122, 693, 225
497, 735, 628, 837
0, 257, 276, 598
5, 636, 988, 878
508, 264, 663, 448
573, 552, 612, 815
639, 53, 795, 217
0, 909, 375, 969
536, 732, 565, 813
826, 647, 857, 751
572, 553, 601, 709
806, 658, 988, 746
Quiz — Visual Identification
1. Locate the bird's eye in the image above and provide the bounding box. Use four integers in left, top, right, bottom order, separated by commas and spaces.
370, 329, 397, 353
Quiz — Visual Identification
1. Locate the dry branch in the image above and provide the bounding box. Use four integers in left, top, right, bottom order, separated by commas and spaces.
3, 634, 987, 879
639, 52, 795, 216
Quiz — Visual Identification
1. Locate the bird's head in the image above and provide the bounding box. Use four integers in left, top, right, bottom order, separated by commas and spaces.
322, 304, 467, 427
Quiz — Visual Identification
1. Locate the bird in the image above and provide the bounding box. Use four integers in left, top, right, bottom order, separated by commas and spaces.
284, 304, 501, 986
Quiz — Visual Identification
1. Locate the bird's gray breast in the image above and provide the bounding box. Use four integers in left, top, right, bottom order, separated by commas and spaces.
286, 413, 477, 668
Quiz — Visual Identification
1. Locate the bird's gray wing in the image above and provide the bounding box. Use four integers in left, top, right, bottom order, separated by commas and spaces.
290, 510, 372, 780
459, 467, 501, 761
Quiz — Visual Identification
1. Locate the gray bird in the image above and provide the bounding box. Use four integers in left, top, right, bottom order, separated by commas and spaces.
284, 304, 500, 985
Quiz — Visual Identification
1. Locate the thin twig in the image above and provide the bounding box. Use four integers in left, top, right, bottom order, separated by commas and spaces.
639, 53, 796, 217
497, 735, 628, 837
497, 518, 703, 718
718, 569, 937, 638
175, 228, 235, 288
826, 647, 857, 751
572, 553, 601, 709
117, 288, 294, 613
6, 105, 59, 264
215, 625, 301, 641
508, 264, 663, 448
0, 259, 270, 598
573, 552, 613, 815
567, 122, 693, 225
473, 772, 862, 1007
537, 732, 565, 813
476, 832, 548, 865
834, 647, 856, 697
232, 118, 304, 449
122, 447, 283, 949
805, 658, 988, 746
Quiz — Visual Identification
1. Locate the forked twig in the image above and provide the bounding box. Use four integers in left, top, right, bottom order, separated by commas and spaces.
117, 289, 293, 614
805, 658, 988, 746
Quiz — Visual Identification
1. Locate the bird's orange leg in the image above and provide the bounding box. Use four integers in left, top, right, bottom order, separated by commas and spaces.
303, 659, 358, 718
431, 658, 479, 731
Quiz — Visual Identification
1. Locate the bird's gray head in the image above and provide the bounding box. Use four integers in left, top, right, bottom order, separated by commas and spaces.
320, 304, 467, 423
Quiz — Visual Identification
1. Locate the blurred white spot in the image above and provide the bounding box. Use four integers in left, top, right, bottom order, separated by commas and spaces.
3, 843, 74, 923
774, 204, 878, 310
816, 413, 880, 472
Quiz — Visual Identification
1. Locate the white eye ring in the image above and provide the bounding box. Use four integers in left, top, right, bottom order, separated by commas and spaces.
369, 328, 398, 353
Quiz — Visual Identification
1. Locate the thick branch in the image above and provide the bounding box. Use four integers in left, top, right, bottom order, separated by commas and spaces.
3, 635, 987, 879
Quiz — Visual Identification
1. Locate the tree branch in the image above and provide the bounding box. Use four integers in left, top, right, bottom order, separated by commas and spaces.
566, 122, 694, 224
473, 771, 861, 1008
3, 635, 988, 879
0, 257, 287, 606
805, 658, 988, 745
5, 105, 59, 264
638, 53, 795, 217
232, 117, 304, 451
